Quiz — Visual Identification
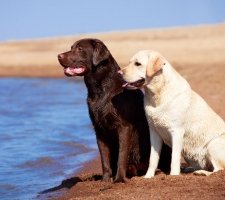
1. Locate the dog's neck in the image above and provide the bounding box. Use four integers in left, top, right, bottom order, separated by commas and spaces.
84, 58, 124, 100
144, 63, 184, 107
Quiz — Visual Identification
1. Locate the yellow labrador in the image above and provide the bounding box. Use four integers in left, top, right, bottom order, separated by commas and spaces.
121, 50, 225, 178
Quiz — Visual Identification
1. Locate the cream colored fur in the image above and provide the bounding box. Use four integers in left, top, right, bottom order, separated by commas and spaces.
121, 50, 225, 178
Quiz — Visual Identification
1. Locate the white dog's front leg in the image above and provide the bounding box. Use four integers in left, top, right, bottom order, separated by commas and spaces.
170, 130, 184, 175
144, 127, 163, 178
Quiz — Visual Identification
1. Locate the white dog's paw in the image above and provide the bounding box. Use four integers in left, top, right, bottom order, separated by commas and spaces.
170, 172, 180, 176
170, 168, 180, 176
144, 174, 154, 179
193, 170, 212, 176
144, 170, 155, 178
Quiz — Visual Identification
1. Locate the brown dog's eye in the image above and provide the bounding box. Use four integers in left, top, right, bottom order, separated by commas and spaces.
134, 62, 141, 66
78, 46, 83, 51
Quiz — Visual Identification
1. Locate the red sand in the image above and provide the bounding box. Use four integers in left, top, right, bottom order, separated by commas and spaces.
52, 156, 225, 200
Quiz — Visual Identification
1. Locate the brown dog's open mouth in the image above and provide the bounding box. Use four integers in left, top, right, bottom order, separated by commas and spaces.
122, 78, 145, 90
64, 66, 86, 76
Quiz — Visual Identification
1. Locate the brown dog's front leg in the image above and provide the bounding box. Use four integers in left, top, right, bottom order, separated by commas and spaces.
114, 127, 130, 183
97, 137, 112, 182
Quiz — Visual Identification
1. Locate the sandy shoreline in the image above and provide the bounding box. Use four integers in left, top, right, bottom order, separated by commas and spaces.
48, 155, 225, 200
0, 66, 63, 78
37, 155, 102, 200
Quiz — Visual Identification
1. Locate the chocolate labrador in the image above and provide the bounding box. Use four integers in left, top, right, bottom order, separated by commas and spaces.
58, 38, 171, 182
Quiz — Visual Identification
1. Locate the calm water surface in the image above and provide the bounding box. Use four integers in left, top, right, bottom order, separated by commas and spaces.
0, 78, 97, 200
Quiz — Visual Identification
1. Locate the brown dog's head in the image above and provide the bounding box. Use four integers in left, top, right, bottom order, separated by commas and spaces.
58, 38, 110, 77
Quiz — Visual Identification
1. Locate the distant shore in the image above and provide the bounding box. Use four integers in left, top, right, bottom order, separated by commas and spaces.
0, 66, 63, 78
1, 23, 225, 78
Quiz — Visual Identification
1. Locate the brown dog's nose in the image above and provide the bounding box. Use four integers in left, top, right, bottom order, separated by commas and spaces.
58, 53, 64, 60
118, 69, 123, 75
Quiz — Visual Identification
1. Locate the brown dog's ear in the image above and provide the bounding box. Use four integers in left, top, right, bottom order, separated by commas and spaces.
146, 53, 165, 78
93, 42, 110, 66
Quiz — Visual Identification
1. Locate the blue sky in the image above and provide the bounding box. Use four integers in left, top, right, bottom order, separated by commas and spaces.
0, 0, 225, 41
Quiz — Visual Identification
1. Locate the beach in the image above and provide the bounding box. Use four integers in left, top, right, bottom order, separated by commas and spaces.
57, 166, 225, 200
1, 23, 225, 199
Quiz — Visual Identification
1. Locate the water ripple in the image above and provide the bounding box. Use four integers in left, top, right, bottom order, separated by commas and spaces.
0, 78, 97, 200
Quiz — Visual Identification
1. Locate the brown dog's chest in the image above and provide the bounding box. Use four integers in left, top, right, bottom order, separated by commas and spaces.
88, 98, 121, 130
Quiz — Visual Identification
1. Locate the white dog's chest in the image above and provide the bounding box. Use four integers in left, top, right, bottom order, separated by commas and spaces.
146, 108, 173, 146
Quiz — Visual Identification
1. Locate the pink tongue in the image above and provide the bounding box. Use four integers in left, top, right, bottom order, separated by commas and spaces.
65, 67, 85, 75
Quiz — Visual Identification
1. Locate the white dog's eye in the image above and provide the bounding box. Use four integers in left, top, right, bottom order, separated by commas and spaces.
134, 62, 141, 66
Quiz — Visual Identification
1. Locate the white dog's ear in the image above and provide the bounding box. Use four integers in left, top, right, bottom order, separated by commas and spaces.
146, 53, 166, 78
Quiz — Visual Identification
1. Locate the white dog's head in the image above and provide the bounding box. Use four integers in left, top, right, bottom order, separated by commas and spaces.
120, 50, 166, 89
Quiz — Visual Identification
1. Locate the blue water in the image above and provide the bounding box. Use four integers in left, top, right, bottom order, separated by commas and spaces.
0, 78, 98, 200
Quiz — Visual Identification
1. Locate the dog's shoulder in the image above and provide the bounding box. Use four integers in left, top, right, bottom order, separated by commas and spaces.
112, 89, 146, 121
144, 65, 193, 130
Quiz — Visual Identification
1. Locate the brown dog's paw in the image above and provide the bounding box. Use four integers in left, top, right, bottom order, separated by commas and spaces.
113, 176, 128, 183
102, 174, 112, 182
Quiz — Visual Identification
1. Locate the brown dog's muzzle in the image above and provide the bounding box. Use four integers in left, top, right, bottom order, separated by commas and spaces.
58, 53, 87, 76
58, 53, 65, 61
